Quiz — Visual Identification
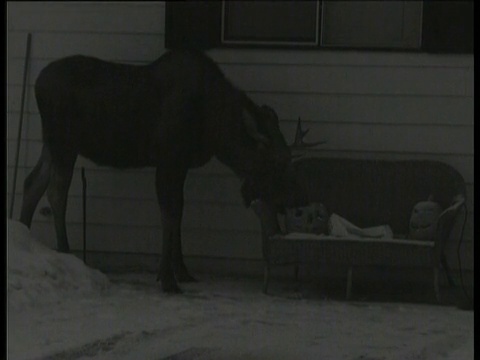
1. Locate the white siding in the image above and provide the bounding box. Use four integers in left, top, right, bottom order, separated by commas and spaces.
7, 2, 474, 273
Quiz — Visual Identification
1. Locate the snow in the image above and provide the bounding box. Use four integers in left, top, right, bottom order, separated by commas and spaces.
7, 220, 474, 360
7, 220, 110, 312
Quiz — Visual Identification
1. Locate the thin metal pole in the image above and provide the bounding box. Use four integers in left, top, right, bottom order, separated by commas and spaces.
82, 167, 87, 264
9, 33, 32, 219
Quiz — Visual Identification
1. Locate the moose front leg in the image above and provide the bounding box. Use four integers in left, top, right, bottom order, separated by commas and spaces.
173, 235, 197, 283
155, 165, 192, 293
158, 211, 183, 293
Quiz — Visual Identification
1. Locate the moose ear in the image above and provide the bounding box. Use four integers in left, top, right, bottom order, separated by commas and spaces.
242, 109, 270, 145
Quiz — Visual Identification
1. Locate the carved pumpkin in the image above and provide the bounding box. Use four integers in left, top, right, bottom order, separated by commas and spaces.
409, 200, 442, 240
285, 203, 329, 234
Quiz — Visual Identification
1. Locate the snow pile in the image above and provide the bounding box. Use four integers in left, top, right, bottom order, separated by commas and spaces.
7, 220, 110, 311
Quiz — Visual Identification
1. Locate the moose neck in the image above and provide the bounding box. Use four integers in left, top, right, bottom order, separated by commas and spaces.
216, 141, 266, 180
212, 92, 263, 176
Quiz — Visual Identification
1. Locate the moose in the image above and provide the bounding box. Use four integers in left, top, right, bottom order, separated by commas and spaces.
19, 49, 320, 293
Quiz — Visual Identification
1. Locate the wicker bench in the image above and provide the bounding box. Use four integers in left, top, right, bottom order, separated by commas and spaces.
254, 158, 467, 302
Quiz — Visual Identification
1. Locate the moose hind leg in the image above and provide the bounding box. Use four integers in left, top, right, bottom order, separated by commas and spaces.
20, 146, 52, 227
47, 157, 76, 253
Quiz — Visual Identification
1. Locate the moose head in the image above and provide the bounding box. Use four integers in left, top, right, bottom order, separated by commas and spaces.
240, 109, 324, 210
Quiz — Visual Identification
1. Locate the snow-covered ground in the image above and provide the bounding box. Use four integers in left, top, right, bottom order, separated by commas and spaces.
7, 220, 474, 360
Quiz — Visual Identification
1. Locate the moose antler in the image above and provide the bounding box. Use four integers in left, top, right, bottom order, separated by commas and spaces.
290, 117, 326, 149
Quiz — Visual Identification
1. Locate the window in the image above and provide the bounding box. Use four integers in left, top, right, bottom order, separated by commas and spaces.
222, 1, 319, 47
321, 1, 422, 50
165, 1, 473, 54
422, 1, 473, 53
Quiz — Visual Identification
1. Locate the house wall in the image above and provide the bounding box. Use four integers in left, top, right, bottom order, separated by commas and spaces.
7, 2, 473, 276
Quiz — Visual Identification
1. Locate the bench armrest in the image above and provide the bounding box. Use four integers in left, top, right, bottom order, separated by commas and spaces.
438, 194, 465, 224
434, 194, 466, 263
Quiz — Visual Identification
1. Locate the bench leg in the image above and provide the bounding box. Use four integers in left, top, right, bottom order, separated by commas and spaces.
294, 264, 299, 282
263, 264, 270, 294
293, 263, 302, 293
433, 266, 441, 303
346, 266, 353, 300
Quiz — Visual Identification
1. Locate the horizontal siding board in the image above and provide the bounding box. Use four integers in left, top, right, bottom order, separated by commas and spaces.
6, 166, 26, 196
29, 221, 262, 258
7, 164, 474, 205
280, 122, 474, 155
219, 64, 468, 96
7, 155, 474, 195
6, 165, 244, 204
5, 56, 475, 102
7, 85, 37, 114
249, 93, 474, 127
208, 49, 474, 68
24, 195, 260, 232
32, 221, 163, 254
7, 144, 474, 185
16, 58, 466, 97
7, 58, 155, 87
6, 57, 469, 97
465, 67, 474, 97
6, 113, 42, 141
7, 31, 164, 62
7, 2, 165, 34
6, 93, 474, 130
7, 140, 34, 170
6, 141, 239, 177
6, 123, 473, 168
299, 152, 474, 184
7, 59, 43, 87
8, 110, 474, 152
6, 98, 474, 150
6, 169, 27, 220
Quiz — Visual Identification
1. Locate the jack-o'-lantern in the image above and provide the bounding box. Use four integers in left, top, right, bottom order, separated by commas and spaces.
409, 200, 442, 240
285, 203, 329, 234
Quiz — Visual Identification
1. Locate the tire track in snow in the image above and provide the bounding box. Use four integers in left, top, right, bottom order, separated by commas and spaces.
33, 317, 220, 360
34, 331, 133, 360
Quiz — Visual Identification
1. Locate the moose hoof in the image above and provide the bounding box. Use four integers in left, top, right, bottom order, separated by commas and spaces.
57, 246, 70, 254
159, 275, 183, 294
162, 282, 183, 294
176, 272, 198, 283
